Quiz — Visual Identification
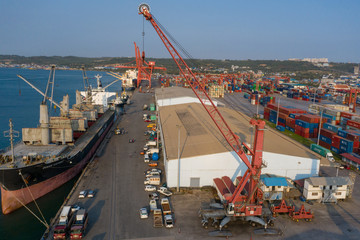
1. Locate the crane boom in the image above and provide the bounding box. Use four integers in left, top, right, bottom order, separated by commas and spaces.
17, 75, 63, 110
139, 4, 266, 211
139, 4, 255, 173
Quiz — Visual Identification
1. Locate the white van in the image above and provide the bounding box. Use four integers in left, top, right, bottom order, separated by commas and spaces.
144, 154, 150, 162
146, 148, 159, 155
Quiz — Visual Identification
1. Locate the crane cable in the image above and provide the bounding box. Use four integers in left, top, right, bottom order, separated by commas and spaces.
19, 170, 49, 227
152, 14, 198, 69
2, 184, 49, 228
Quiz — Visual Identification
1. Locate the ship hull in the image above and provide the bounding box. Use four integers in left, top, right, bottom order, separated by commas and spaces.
0, 111, 114, 214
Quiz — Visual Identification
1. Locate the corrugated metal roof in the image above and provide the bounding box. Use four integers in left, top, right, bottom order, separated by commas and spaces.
222, 176, 235, 194
157, 87, 319, 160
341, 153, 360, 164
261, 177, 288, 187
306, 177, 352, 186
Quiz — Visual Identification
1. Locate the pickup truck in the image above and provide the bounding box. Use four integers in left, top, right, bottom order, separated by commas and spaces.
161, 198, 172, 215
144, 175, 160, 185
158, 187, 173, 197
164, 215, 174, 228
149, 199, 157, 211
153, 209, 163, 228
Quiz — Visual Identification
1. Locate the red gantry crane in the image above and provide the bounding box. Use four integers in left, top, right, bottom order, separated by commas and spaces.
139, 3, 269, 229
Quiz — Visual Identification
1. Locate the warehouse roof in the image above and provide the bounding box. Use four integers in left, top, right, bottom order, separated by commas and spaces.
306, 177, 352, 186
157, 87, 319, 161
156, 86, 198, 100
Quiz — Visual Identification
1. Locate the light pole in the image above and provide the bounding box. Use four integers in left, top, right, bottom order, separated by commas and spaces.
276, 97, 281, 126
176, 125, 181, 192
317, 109, 324, 145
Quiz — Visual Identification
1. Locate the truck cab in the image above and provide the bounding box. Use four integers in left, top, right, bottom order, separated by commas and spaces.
54, 206, 73, 239
70, 209, 88, 239
326, 152, 335, 162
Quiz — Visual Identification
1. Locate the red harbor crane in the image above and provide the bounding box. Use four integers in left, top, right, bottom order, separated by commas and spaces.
139, 3, 269, 229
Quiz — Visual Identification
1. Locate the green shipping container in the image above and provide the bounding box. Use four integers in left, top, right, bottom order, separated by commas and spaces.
150, 107, 156, 111
310, 144, 331, 157
150, 115, 157, 120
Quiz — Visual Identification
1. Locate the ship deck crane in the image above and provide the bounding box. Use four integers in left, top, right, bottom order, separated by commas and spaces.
139, 4, 266, 218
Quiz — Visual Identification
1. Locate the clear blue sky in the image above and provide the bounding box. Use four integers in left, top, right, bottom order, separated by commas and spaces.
0, 0, 359, 62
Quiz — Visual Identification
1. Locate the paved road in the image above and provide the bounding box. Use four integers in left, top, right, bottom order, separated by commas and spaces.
55, 86, 174, 240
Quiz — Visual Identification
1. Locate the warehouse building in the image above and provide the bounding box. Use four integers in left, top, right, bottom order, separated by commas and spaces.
155, 87, 320, 188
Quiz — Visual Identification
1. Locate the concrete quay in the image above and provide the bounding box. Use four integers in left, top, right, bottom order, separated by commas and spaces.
43, 87, 360, 240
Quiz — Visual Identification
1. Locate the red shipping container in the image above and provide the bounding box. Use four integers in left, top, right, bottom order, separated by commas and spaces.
278, 122, 286, 127
332, 135, 343, 147
264, 107, 270, 114
353, 141, 359, 149
279, 112, 288, 120
267, 103, 278, 111
320, 128, 336, 139
300, 114, 320, 123
347, 120, 360, 129
295, 129, 301, 135
341, 112, 353, 119
319, 140, 331, 149
346, 132, 360, 142
332, 141, 340, 149
300, 126, 310, 134
302, 132, 310, 138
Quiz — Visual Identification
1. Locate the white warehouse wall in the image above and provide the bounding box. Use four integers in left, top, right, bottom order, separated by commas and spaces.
157, 97, 217, 107
166, 151, 319, 188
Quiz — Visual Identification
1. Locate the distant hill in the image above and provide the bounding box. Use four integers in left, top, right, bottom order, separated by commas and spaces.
0, 55, 357, 78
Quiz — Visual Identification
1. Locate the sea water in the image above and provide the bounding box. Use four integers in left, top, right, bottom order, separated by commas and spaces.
0, 67, 122, 240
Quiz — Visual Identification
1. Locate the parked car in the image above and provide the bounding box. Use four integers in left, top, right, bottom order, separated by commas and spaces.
88, 190, 95, 198
145, 171, 160, 178
144, 168, 162, 175
149, 192, 159, 200
148, 162, 158, 167
158, 187, 173, 196
144, 154, 150, 163
139, 208, 149, 219
71, 205, 81, 213
78, 190, 87, 199
115, 128, 121, 135
145, 185, 157, 192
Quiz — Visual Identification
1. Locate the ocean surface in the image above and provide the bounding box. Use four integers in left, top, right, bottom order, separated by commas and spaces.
0, 68, 122, 240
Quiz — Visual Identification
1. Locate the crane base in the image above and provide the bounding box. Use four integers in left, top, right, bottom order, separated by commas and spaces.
253, 228, 282, 236
208, 230, 232, 237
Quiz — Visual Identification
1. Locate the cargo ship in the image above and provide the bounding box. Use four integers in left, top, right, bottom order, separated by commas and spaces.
0, 68, 119, 214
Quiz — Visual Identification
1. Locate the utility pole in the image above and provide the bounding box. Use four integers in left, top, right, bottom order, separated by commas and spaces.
276, 97, 281, 126
317, 109, 324, 145
176, 125, 181, 192
4, 119, 19, 164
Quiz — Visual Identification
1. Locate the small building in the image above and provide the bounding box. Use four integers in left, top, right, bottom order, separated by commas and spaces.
341, 153, 360, 170
303, 177, 352, 203
260, 176, 288, 201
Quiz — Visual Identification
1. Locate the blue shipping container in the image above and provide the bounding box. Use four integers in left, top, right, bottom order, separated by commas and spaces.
320, 135, 332, 145
296, 119, 310, 128
289, 127, 295, 132
331, 146, 340, 154
276, 125, 285, 131
338, 129, 348, 138
323, 113, 336, 121
340, 144, 353, 153
323, 123, 341, 133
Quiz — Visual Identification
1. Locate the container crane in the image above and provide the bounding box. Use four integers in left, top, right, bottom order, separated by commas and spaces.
138, 3, 267, 225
